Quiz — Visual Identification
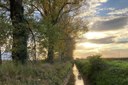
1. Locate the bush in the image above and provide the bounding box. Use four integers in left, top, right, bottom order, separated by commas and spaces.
87, 55, 107, 84
75, 56, 128, 85
88, 55, 106, 71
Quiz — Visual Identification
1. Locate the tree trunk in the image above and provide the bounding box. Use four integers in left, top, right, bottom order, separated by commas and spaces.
0, 46, 2, 64
10, 0, 28, 64
47, 39, 54, 63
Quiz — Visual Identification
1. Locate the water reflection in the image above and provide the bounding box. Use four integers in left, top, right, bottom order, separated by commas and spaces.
73, 64, 84, 85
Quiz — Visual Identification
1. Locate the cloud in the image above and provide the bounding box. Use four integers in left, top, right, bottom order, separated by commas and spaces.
88, 36, 115, 44
101, 49, 128, 58
75, 45, 93, 50
99, 8, 115, 11
83, 32, 108, 39
74, 0, 128, 59
115, 38, 128, 43
98, 0, 108, 3
108, 8, 128, 16
90, 17, 128, 31
74, 43, 128, 58
76, 0, 108, 17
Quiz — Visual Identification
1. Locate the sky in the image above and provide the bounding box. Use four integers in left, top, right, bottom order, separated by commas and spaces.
74, 0, 128, 59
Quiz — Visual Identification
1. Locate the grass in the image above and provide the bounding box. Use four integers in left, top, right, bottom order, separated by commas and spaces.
67, 71, 75, 85
75, 55, 128, 85
0, 61, 72, 85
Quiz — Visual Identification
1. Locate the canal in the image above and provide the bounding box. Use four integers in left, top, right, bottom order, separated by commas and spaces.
73, 64, 84, 85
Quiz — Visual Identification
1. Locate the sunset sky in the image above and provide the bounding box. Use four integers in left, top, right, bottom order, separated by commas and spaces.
74, 0, 128, 59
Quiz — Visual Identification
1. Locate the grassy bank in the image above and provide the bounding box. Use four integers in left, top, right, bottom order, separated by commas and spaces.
67, 71, 75, 85
0, 61, 72, 85
75, 56, 128, 85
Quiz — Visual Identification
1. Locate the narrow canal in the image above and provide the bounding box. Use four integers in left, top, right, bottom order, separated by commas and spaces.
73, 65, 84, 85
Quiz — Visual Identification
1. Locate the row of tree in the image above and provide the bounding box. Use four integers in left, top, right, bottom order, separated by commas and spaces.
0, 0, 87, 64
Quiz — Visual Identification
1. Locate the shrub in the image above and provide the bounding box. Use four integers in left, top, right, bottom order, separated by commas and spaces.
75, 56, 128, 85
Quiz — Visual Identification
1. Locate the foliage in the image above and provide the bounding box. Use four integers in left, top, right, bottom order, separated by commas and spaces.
0, 0, 88, 63
67, 71, 75, 85
31, 0, 87, 62
0, 61, 72, 85
0, 18, 12, 45
75, 56, 128, 85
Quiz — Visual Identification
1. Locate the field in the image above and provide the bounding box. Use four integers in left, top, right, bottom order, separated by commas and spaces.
75, 56, 128, 85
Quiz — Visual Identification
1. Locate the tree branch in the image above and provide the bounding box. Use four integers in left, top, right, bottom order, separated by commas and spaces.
54, 1, 80, 24
0, 3, 10, 11
57, 6, 80, 23
30, 4, 44, 17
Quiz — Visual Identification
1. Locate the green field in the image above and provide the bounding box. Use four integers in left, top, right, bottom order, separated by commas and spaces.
75, 56, 128, 85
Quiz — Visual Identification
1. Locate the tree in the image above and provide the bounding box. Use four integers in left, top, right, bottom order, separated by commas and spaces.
54, 14, 88, 61
9, 0, 28, 64
31, 0, 84, 63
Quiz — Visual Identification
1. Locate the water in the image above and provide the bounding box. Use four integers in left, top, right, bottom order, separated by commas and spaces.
73, 64, 84, 85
